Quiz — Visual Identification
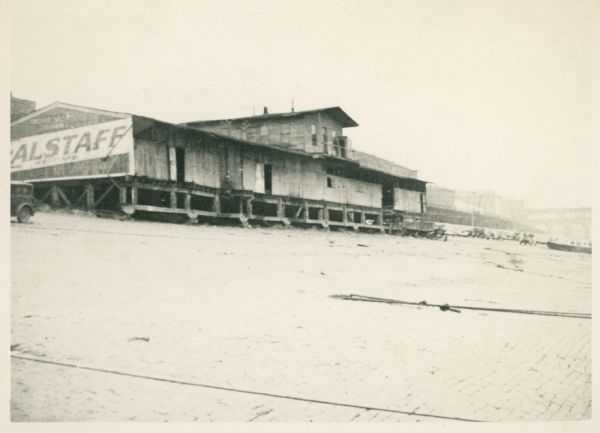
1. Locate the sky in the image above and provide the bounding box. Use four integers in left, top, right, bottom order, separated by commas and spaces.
6, 0, 597, 209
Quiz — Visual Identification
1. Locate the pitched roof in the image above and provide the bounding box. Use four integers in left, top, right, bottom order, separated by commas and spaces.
181, 106, 359, 128
10, 101, 130, 126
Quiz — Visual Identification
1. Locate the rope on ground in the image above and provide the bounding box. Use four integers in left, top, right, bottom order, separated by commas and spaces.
11, 354, 481, 422
330, 294, 591, 319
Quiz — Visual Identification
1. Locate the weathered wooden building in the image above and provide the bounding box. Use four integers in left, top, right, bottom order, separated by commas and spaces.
182, 106, 356, 158
11, 102, 427, 231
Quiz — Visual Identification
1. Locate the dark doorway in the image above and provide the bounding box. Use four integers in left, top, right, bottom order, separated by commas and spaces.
176, 147, 185, 183
264, 164, 273, 195
382, 183, 394, 208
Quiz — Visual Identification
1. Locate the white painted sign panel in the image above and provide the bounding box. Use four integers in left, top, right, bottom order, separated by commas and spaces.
10, 117, 134, 173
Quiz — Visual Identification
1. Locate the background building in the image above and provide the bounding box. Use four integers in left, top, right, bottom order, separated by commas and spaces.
426, 184, 456, 211
10, 93, 36, 122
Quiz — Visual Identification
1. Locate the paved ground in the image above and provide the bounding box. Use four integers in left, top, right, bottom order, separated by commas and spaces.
10, 211, 592, 422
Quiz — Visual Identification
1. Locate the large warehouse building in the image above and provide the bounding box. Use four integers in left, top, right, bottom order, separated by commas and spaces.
11, 102, 427, 232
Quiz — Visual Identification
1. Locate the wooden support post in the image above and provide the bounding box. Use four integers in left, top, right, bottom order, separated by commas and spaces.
239, 215, 251, 228
342, 206, 348, 225
184, 194, 191, 211
50, 186, 60, 207
378, 211, 386, 233
277, 198, 284, 218
246, 198, 253, 218
213, 194, 221, 214
294, 205, 303, 219
39, 188, 52, 205
56, 186, 72, 207
321, 204, 329, 230
120, 187, 127, 205
303, 201, 309, 222
170, 190, 177, 209
94, 184, 115, 207
360, 211, 366, 225
86, 184, 94, 210
131, 186, 138, 205
73, 188, 87, 207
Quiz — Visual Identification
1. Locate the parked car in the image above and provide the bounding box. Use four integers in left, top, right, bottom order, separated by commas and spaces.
11, 181, 36, 223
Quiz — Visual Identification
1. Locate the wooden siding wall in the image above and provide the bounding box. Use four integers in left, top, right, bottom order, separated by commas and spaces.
325, 175, 382, 208
133, 124, 384, 208
239, 148, 380, 206
241, 150, 323, 199
185, 140, 222, 188
192, 118, 308, 152
394, 188, 423, 213
300, 112, 344, 155
134, 138, 170, 180
189, 112, 345, 156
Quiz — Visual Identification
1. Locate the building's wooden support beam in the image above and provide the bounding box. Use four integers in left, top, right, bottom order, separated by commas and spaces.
131, 186, 138, 205
131, 181, 216, 197
73, 188, 88, 207
55, 186, 72, 207
86, 184, 95, 209
120, 187, 128, 205
94, 184, 115, 207
38, 188, 52, 205
213, 194, 221, 214
293, 205, 304, 219
239, 214, 251, 228
249, 215, 285, 223
246, 198, 254, 218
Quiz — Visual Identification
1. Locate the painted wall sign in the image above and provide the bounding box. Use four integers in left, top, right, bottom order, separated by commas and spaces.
10, 117, 134, 174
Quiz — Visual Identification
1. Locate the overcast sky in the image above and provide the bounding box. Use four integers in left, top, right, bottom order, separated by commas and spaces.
8, 0, 596, 209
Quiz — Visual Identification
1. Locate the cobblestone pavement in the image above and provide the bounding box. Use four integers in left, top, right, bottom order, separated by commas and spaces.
10, 212, 592, 422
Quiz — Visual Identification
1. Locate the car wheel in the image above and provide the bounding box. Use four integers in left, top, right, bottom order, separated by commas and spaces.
17, 206, 32, 223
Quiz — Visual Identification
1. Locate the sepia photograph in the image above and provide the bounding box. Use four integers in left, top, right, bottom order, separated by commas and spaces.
3, 0, 596, 430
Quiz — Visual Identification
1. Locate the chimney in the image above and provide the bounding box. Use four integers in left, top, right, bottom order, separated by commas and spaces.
263, 106, 268, 115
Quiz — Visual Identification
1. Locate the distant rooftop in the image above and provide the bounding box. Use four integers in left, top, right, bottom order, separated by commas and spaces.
353, 150, 418, 180
182, 106, 359, 128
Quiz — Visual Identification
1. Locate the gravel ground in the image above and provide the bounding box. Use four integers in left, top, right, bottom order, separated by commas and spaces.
10, 211, 592, 422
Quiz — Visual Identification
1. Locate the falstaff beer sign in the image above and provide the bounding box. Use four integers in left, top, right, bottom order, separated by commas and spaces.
10, 117, 134, 173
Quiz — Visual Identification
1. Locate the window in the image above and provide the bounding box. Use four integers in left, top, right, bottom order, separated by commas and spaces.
322, 127, 328, 144
327, 177, 333, 188
332, 130, 337, 140
311, 124, 317, 146
259, 125, 269, 136
334, 136, 347, 158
